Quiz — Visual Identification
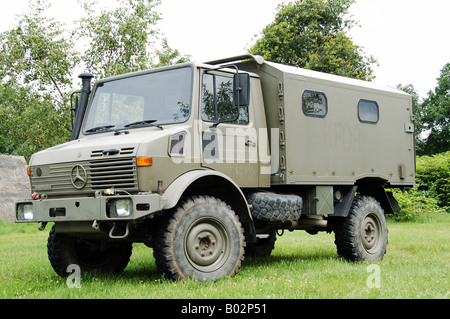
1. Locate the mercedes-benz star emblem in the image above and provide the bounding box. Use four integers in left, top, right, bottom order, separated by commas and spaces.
70, 165, 87, 189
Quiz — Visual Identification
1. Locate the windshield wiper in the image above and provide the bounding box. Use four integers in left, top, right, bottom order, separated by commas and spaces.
86, 125, 116, 133
124, 120, 163, 130
209, 118, 238, 129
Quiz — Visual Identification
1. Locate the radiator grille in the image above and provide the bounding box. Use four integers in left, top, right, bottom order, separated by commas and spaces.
31, 157, 138, 196
89, 157, 137, 189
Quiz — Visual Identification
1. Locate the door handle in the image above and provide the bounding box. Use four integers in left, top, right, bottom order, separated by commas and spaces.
245, 140, 257, 147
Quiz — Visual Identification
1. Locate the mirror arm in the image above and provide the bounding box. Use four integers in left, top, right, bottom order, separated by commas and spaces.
204, 64, 239, 74
204, 64, 249, 128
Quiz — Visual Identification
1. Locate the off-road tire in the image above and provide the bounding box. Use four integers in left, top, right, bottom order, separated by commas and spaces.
333, 195, 388, 262
47, 225, 132, 277
245, 231, 277, 257
153, 195, 245, 281
247, 192, 302, 223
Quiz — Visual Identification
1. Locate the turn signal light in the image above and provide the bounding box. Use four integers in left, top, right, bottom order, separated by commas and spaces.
136, 157, 152, 167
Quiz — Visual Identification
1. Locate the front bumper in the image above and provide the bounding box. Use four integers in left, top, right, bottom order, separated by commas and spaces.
15, 193, 165, 223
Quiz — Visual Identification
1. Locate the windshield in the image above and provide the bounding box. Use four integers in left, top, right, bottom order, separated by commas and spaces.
83, 66, 193, 134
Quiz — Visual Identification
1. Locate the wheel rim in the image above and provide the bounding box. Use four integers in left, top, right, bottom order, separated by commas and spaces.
184, 217, 230, 273
361, 212, 382, 254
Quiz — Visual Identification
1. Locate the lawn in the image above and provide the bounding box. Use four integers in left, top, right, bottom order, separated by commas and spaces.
1, 215, 448, 299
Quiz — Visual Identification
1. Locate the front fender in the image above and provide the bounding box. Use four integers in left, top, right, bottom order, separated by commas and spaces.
162, 169, 256, 242
162, 169, 245, 211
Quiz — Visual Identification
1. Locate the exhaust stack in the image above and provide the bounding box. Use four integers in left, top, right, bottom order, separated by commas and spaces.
71, 73, 94, 140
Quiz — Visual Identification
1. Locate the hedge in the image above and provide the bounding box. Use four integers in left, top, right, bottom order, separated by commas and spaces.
390, 151, 449, 222
416, 151, 450, 211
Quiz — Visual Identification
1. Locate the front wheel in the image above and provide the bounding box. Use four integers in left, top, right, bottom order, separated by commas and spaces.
332, 195, 388, 262
153, 196, 245, 281
47, 225, 132, 277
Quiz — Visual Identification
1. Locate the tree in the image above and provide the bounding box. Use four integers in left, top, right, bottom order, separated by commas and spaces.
0, 0, 78, 159
0, 0, 78, 101
249, 0, 376, 81
415, 63, 450, 155
397, 83, 423, 147
78, 0, 162, 78
1, 0, 190, 160
150, 37, 191, 68
0, 83, 69, 159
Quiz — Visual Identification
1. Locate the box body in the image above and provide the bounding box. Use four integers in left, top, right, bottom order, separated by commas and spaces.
240, 60, 415, 188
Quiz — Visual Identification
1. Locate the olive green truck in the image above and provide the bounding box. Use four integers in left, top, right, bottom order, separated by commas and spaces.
16, 54, 415, 281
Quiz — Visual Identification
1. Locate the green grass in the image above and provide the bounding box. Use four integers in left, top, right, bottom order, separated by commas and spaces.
1, 215, 449, 299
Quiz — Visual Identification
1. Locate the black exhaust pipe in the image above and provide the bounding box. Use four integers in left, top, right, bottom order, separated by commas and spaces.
71, 73, 94, 141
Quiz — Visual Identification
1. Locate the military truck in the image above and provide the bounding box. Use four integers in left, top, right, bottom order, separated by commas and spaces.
16, 54, 415, 281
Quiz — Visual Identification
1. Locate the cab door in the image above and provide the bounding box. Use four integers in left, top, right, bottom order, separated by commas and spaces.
199, 70, 259, 187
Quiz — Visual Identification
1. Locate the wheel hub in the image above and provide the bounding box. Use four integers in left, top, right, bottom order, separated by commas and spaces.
365, 223, 375, 243
362, 213, 380, 252
185, 218, 229, 272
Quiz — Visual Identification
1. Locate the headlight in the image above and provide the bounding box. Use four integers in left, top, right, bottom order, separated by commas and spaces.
107, 198, 133, 218
17, 203, 34, 221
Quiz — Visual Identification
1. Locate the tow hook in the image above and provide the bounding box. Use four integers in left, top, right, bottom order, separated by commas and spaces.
109, 223, 130, 239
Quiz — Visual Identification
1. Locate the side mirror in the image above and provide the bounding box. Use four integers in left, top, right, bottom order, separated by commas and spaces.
233, 73, 250, 107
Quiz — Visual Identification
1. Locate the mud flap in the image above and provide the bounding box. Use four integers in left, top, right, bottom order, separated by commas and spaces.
332, 185, 398, 217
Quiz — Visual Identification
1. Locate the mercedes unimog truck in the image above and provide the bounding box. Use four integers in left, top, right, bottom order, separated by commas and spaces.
16, 54, 415, 281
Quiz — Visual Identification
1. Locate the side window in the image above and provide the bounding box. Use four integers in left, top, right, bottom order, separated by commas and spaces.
201, 73, 249, 125
302, 90, 327, 117
358, 99, 379, 123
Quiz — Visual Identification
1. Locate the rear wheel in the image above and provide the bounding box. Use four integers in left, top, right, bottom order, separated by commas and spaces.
153, 196, 245, 281
333, 195, 388, 261
245, 231, 277, 257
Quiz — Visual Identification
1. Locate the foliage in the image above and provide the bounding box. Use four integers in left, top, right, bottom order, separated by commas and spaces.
78, 0, 161, 78
150, 37, 191, 68
390, 151, 449, 222
249, 0, 376, 81
416, 151, 450, 211
415, 63, 450, 156
397, 62, 449, 156
0, 0, 79, 99
396, 83, 423, 147
0, 0, 76, 159
0, 0, 189, 161
389, 188, 444, 222
0, 82, 71, 159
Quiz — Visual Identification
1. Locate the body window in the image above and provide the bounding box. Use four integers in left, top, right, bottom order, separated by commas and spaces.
358, 99, 379, 123
302, 90, 327, 117
201, 73, 249, 125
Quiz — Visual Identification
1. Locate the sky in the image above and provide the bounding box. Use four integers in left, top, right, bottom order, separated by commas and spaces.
0, 0, 449, 99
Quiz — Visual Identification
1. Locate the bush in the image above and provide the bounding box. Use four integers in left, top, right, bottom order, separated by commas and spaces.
389, 151, 449, 222
416, 151, 450, 212
390, 188, 444, 222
